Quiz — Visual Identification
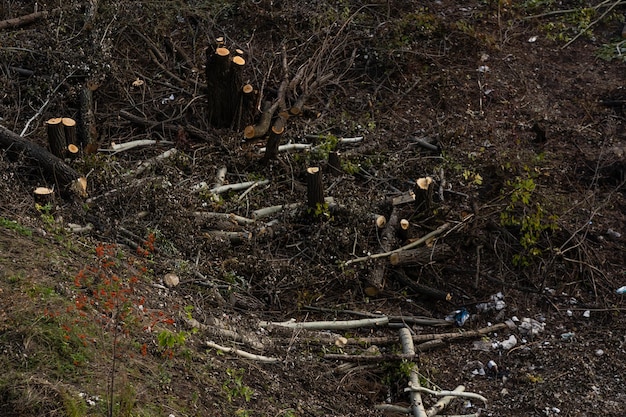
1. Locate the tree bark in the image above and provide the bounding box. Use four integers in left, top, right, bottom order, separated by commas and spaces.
0, 124, 86, 197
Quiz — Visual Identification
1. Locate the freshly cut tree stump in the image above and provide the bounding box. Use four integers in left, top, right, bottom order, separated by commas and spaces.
398, 219, 410, 242
262, 113, 287, 163
206, 46, 248, 128
415, 176, 434, 213
62, 117, 77, 146
34, 187, 54, 205
306, 167, 324, 210
46, 118, 66, 158
67, 144, 80, 159
328, 151, 342, 175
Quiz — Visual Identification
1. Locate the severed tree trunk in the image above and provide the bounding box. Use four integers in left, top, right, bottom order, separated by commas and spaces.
78, 81, 99, 153
46, 118, 67, 158
0, 124, 87, 197
62, 117, 77, 147
306, 167, 324, 210
261, 114, 287, 163
415, 176, 434, 214
34, 187, 55, 206
398, 219, 410, 242
365, 208, 399, 296
328, 151, 342, 175
206, 46, 247, 128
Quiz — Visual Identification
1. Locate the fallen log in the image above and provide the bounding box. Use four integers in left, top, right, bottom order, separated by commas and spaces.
0, 124, 87, 197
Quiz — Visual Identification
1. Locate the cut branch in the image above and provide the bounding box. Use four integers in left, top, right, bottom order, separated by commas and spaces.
244, 101, 279, 139
345, 223, 450, 266
0, 9, 56, 30
205, 341, 279, 363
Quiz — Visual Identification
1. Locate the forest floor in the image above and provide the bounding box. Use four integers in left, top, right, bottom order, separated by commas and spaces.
1, 1, 626, 416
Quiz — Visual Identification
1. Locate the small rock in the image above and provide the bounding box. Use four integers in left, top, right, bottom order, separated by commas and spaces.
583, 310, 591, 318
164, 273, 180, 288
595, 349, 604, 357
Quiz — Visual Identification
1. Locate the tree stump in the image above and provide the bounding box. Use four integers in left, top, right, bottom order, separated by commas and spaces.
34, 187, 54, 206
62, 117, 77, 146
206, 46, 247, 128
328, 151, 342, 175
306, 167, 324, 210
415, 176, 434, 213
46, 118, 66, 158
262, 113, 288, 163
78, 80, 99, 153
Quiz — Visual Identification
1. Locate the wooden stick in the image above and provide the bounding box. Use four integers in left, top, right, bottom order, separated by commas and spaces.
328, 150, 342, 175
415, 176, 434, 213
260, 316, 388, 330
103, 139, 173, 153
205, 341, 279, 363
67, 144, 80, 159
400, 328, 428, 417
118, 110, 208, 141
392, 190, 416, 206
426, 385, 466, 417
132, 148, 178, 176
206, 179, 269, 195
0, 9, 55, 30
398, 219, 410, 242
193, 211, 256, 226
405, 385, 488, 406
344, 223, 450, 266
258, 137, 363, 153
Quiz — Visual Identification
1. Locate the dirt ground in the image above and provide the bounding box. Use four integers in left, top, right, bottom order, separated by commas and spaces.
1, 1, 626, 416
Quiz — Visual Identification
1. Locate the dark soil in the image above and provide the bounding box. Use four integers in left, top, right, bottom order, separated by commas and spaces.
1, 1, 625, 416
